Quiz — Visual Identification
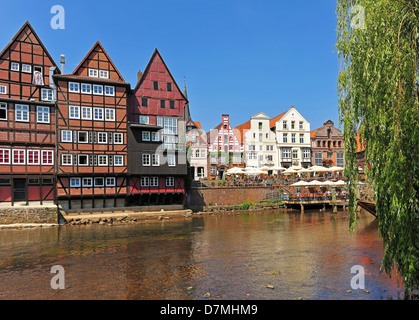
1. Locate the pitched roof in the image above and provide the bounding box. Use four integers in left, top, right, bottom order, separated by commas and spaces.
310, 128, 319, 139
269, 112, 287, 129
0, 21, 60, 73
234, 120, 251, 144
195, 121, 202, 130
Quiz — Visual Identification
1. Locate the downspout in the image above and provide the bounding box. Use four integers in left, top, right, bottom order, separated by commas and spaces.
49, 66, 58, 207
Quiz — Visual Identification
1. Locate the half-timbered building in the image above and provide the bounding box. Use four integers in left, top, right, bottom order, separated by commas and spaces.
0, 22, 58, 205
53, 41, 130, 210
127, 49, 188, 206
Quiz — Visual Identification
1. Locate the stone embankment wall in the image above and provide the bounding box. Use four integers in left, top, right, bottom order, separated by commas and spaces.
187, 186, 281, 211
0, 206, 58, 224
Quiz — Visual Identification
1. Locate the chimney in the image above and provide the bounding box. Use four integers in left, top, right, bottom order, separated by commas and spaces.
137, 70, 143, 82
60, 54, 65, 74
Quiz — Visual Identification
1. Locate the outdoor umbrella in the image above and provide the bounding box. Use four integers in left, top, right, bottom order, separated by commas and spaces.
291, 181, 309, 186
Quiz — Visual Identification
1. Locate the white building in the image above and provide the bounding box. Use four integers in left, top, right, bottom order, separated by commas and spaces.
273, 106, 311, 168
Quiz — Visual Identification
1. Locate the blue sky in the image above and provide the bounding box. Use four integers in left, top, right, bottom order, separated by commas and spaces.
0, 0, 340, 132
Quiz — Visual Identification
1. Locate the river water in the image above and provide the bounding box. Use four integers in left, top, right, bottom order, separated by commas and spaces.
0, 210, 405, 300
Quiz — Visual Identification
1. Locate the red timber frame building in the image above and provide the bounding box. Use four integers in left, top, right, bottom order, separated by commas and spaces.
0, 22, 58, 205
53, 42, 130, 210
127, 49, 188, 206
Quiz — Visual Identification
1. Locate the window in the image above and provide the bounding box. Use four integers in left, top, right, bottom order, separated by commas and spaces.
98, 155, 108, 166
70, 178, 81, 188
0, 85, 6, 94
0, 103, 7, 120
248, 152, 257, 160
201, 150, 206, 158
248, 145, 256, 151
99, 70, 109, 79
13, 149, 25, 164
282, 121, 287, 129
82, 177, 93, 187
282, 133, 288, 143
81, 106, 92, 120
195, 150, 200, 158
93, 84, 103, 95
114, 133, 123, 144
69, 106, 80, 119
282, 148, 291, 159
169, 101, 175, 109
163, 135, 178, 150
27, 150, 40, 165
292, 150, 298, 159
11, 62, 19, 71
259, 122, 263, 131
78, 154, 89, 166
168, 154, 176, 166
105, 108, 115, 121
153, 81, 159, 90
152, 154, 159, 166
0, 149, 11, 164
41, 89, 53, 101
142, 131, 150, 141
42, 178, 53, 185
267, 155, 273, 161
61, 154, 72, 166
114, 155, 124, 166
41, 150, 53, 165
142, 154, 150, 166
22, 64, 31, 73
291, 134, 296, 143
163, 117, 178, 135
210, 155, 217, 163
15, 105, 29, 122
299, 121, 304, 130
139, 115, 149, 124
37, 106, 50, 123
141, 97, 148, 107
78, 131, 88, 143
300, 134, 304, 144
314, 152, 323, 166
166, 177, 175, 187
151, 132, 159, 142
160, 100, 166, 108
150, 177, 159, 187
32, 67, 44, 85
81, 83, 92, 94
104, 86, 115, 96
157, 116, 163, 127
28, 179, 39, 185
88, 69, 98, 78
95, 132, 106, 144
291, 121, 295, 129
62, 130, 72, 142
69, 82, 80, 93
327, 152, 333, 159
167, 83, 172, 91
266, 145, 274, 151
94, 178, 104, 187
337, 152, 344, 167
93, 108, 104, 121
303, 149, 311, 160
141, 177, 149, 187
106, 177, 116, 187
259, 133, 263, 142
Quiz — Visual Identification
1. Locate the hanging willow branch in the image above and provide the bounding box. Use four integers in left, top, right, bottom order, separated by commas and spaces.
336, 0, 419, 292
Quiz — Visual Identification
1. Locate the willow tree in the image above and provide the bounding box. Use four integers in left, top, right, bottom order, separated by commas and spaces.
336, 0, 419, 292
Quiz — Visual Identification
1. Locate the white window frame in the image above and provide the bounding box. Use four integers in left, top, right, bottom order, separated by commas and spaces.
11, 62, 19, 71
94, 177, 104, 187
61, 154, 73, 166
69, 82, 80, 93
81, 83, 92, 94
99, 70, 109, 79
97, 132, 108, 144
105, 108, 115, 121
61, 130, 72, 142
93, 84, 103, 95
88, 69, 99, 78
113, 133, 123, 144
70, 178, 81, 188
106, 177, 116, 187
168, 154, 176, 167
36, 106, 50, 123
98, 155, 108, 166
81, 106, 92, 120
77, 154, 89, 166
82, 177, 93, 187
142, 154, 150, 166
152, 154, 159, 166
0, 103, 7, 120
166, 177, 175, 187
15, 104, 29, 122
114, 155, 124, 166
150, 177, 159, 187
22, 64, 32, 73
152, 132, 160, 141
139, 115, 149, 124
0, 85, 7, 95
104, 86, 115, 96
41, 150, 54, 165
142, 131, 150, 141
69, 105, 80, 119
0, 148, 11, 164
27, 150, 40, 165
141, 177, 149, 187
41, 88, 53, 101
93, 107, 104, 121
12, 149, 26, 165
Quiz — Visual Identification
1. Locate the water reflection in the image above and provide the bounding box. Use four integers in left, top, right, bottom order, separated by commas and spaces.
0, 210, 405, 300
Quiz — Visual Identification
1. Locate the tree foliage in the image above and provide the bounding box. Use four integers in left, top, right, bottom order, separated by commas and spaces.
336, 0, 419, 291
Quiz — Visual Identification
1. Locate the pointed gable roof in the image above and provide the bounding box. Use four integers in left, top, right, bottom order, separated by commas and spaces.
71, 41, 125, 81
270, 112, 287, 129
234, 120, 251, 144
0, 21, 60, 73
134, 48, 188, 103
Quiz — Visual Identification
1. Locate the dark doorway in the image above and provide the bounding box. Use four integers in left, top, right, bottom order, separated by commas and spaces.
13, 179, 26, 201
